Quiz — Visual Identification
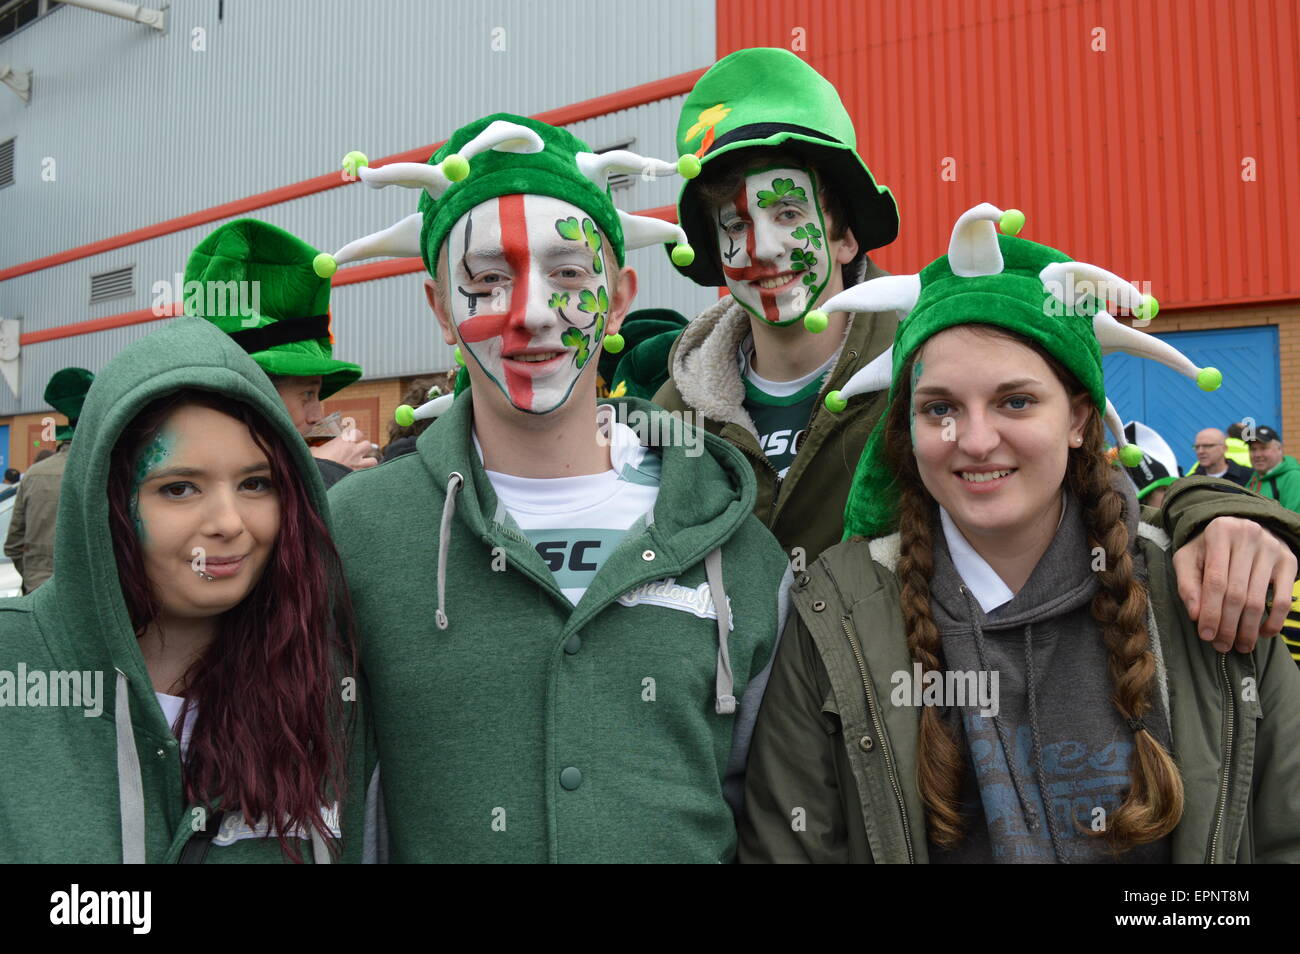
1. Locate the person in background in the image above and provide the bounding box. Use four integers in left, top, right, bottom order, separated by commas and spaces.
1121, 420, 1180, 508
0, 468, 20, 503
4, 368, 93, 594
1188, 427, 1252, 485
1225, 422, 1254, 467
183, 219, 379, 490
1245, 425, 1300, 511
382, 372, 455, 462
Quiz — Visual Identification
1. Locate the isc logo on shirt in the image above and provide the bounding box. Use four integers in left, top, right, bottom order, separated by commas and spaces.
617, 578, 734, 628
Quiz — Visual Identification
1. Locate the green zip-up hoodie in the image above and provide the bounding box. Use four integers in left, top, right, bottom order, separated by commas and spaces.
1247, 454, 1300, 512
739, 476, 1300, 863
0, 318, 374, 863
327, 394, 792, 862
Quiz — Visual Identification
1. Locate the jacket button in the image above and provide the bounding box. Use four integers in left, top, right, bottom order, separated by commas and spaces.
563, 633, 582, 655
641, 549, 655, 561
797, 574, 810, 587
859, 735, 875, 753
811, 599, 827, 612
156, 748, 166, 758
560, 766, 583, 790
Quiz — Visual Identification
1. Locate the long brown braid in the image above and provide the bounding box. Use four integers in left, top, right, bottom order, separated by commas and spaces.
883, 326, 1184, 850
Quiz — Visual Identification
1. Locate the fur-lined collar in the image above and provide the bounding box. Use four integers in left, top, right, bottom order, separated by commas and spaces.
669, 297, 851, 438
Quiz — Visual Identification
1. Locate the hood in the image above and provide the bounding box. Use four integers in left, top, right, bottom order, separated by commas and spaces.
1264, 455, 1300, 478
37, 317, 326, 723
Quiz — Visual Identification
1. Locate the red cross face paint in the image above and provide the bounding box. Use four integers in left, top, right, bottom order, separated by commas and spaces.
715, 167, 831, 326
447, 194, 611, 414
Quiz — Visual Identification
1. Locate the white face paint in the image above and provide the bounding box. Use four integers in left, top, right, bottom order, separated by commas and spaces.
446, 194, 610, 414
714, 166, 830, 326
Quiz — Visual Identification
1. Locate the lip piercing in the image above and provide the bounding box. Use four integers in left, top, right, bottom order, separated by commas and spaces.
194, 568, 216, 581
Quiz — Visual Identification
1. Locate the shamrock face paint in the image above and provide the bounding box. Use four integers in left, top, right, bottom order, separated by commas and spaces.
715, 166, 830, 326
446, 194, 610, 415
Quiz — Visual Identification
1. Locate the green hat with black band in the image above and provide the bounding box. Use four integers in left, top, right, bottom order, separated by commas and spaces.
44, 367, 94, 441
184, 218, 362, 400
672, 47, 899, 287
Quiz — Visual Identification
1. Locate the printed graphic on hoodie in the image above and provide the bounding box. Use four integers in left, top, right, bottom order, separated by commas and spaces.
479, 413, 660, 604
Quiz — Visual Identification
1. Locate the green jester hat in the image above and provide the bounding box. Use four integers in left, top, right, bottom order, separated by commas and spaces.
821, 202, 1223, 540
311, 114, 700, 426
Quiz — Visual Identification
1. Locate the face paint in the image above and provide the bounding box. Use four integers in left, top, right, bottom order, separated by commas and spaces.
130, 428, 176, 540
446, 194, 609, 414
909, 358, 924, 447
716, 166, 830, 326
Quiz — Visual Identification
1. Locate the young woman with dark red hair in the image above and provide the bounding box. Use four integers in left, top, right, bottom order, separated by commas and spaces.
0, 318, 376, 863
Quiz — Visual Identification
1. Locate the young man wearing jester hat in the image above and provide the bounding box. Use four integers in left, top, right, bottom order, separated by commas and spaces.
741, 205, 1300, 864
658, 47, 1300, 657
317, 115, 792, 862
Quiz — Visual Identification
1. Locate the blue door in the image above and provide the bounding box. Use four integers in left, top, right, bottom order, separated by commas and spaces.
1102, 325, 1281, 475
0, 425, 7, 474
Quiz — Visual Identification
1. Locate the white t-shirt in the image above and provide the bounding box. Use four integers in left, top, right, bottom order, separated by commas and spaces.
156, 691, 197, 757
476, 408, 662, 605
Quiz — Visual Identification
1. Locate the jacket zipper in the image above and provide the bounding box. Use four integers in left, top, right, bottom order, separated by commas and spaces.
840, 615, 916, 863
1207, 652, 1236, 863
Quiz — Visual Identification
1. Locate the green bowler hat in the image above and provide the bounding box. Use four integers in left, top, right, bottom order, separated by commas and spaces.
673, 47, 899, 287
44, 367, 94, 441
184, 219, 362, 400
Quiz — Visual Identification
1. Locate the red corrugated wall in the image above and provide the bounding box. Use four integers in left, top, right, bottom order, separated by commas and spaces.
716, 0, 1299, 310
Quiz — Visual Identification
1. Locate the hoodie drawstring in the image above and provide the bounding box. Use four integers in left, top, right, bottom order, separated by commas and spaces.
704, 547, 735, 714
115, 669, 146, 863
436, 472, 464, 631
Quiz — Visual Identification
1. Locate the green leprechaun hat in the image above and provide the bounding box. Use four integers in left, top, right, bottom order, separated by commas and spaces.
821, 203, 1221, 539
184, 219, 362, 400
44, 367, 94, 441
671, 47, 899, 287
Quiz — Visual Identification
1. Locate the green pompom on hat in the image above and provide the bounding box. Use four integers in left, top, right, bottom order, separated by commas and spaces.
598, 308, 688, 397
823, 203, 1221, 540
672, 47, 899, 287
44, 367, 94, 441
316, 114, 696, 282
184, 219, 362, 400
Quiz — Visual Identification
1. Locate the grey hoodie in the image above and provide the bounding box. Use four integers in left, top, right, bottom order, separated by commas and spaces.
927, 473, 1172, 863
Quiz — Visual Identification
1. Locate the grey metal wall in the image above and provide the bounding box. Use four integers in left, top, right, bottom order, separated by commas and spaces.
0, 0, 720, 414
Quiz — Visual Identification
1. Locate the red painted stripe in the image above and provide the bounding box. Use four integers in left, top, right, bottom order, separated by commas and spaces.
729, 185, 779, 322
495, 194, 534, 409
0, 71, 705, 284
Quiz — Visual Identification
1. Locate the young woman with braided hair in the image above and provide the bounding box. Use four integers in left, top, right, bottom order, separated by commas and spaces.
739, 205, 1300, 863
